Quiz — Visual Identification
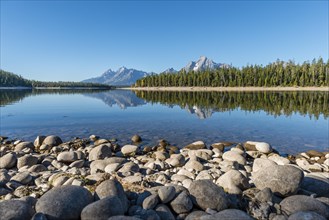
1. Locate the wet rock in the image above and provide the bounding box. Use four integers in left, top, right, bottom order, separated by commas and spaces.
222, 150, 246, 165
301, 174, 329, 197
81, 196, 124, 220
184, 141, 206, 150
132, 134, 142, 143
89, 144, 112, 161
95, 179, 129, 212
280, 195, 329, 219
0, 200, 34, 220
155, 204, 175, 220
36, 185, 93, 220
143, 194, 159, 210
158, 186, 176, 204
121, 145, 138, 156
216, 170, 250, 195
15, 142, 35, 151
288, 211, 326, 220
17, 154, 38, 169
43, 135, 62, 147
253, 164, 303, 197
188, 179, 228, 211
0, 152, 17, 169
200, 209, 253, 220
170, 191, 193, 214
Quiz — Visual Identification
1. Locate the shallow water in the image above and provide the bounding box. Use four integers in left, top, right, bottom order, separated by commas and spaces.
0, 89, 328, 154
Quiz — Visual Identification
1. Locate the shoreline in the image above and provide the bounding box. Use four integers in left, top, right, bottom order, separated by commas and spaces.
123, 86, 329, 92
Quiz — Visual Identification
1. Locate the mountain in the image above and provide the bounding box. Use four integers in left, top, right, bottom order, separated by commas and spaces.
162, 68, 178, 74
184, 56, 225, 72
83, 67, 150, 86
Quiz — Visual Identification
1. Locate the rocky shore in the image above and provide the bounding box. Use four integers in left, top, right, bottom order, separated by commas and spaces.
0, 135, 329, 220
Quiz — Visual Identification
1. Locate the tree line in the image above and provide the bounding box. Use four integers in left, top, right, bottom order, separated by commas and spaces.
0, 70, 112, 88
134, 90, 329, 119
135, 58, 329, 87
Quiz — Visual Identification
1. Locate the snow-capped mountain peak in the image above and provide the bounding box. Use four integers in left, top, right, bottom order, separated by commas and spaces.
184, 56, 223, 72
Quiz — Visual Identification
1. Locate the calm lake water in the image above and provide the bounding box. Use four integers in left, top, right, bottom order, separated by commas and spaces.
1, 89, 328, 154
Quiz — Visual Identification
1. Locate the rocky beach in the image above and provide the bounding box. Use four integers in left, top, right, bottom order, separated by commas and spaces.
0, 135, 329, 220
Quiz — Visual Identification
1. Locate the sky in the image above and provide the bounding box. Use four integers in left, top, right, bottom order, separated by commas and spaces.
0, 1, 328, 81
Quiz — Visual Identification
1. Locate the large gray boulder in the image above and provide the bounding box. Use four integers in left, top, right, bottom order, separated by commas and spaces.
170, 191, 193, 214
252, 164, 303, 197
89, 144, 112, 161
95, 179, 129, 213
0, 152, 17, 169
200, 209, 253, 220
43, 135, 63, 147
81, 196, 124, 220
216, 170, 250, 195
280, 195, 329, 219
188, 179, 229, 211
35, 185, 93, 220
288, 211, 326, 220
0, 200, 34, 220
17, 154, 38, 169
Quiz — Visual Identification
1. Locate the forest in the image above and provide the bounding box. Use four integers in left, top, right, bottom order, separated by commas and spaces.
134, 90, 329, 119
135, 58, 329, 87
0, 70, 112, 88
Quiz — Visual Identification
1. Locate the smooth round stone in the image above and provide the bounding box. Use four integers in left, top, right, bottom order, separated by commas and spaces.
301, 174, 329, 197
108, 216, 143, 220
185, 160, 204, 172
252, 158, 277, 173
57, 151, 78, 163
255, 142, 272, 154
43, 136, 63, 147
188, 179, 228, 211
81, 196, 124, 220
288, 211, 326, 220
143, 194, 159, 210
268, 155, 290, 165
185, 211, 208, 220
89, 144, 112, 161
222, 151, 246, 165
95, 179, 129, 212
104, 163, 121, 173
131, 134, 142, 143
216, 170, 250, 195
155, 204, 175, 220
158, 186, 176, 203
11, 172, 33, 185
0, 152, 17, 169
0, 200, 34, 220
34, 136, 46, 147
35, 185, 93, 220
280, 195, 329, 219
121, 145, 138, 155
170, 191, 193, 214
184, 141, 206, 150
17, 155, 38, 169
15, 142, 35, 152
200, 209, 253, 220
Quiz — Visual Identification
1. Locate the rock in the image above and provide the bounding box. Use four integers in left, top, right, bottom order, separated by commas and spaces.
185, 211, 208, 220
0, 187, 11, 196
11, 172, 33, 185
143, 194, 159, 210
105, 163, 121, 173
200, 209, 253, 220
81, 196, 124, 220
222, 151, 246, 165
36, 185, 93, 220
0, 200, 34, 220
34, 136, 46, 147
255, 142, 272, 153
210, 143, 225, 151
108, 216, 142, 220
306, 150, 324, 158
155, 204, 175, 220
17, 154, 38, 169
158, 186, 176, 203
138, 209, 160, 220
95, 179, 129, 212
131, 134, 142, 143
89, 134, 99, 141
43, 135, 63, 146
69, 159, 85, 168
244, 142, 257, 151
296, 158, 310, 170
184, 141, 206, 150
153, 151, 169, 161
288, 211, 326, 220
90, 157, 126, 174
32, 212, 48, 220
280, 195, 329, 219
216, 170, 250, 195
188, 179, 228, 211
170, 191, 193, 214
255, 187, 273, 203
123, 175, 142, 184
118, 162, 139, 176
268, 155, 290, 165
121, 145, 138, 156
94, 139, 109, 145
252, 158, 277, 173
253, 164, 304, 197
57, 151, 78, 163
89, 144, 112, 161
185, 160, 204, 172
301, 174, 329, 197
15, 142, 35, 151
0, 152, 17, 169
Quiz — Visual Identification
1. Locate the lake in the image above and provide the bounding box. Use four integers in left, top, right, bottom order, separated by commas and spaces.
0, 89, 328, 155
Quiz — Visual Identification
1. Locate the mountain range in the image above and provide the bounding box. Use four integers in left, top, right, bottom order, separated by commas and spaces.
83, 56, 226, 86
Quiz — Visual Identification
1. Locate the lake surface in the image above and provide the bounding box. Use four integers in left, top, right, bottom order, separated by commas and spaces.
1, 89, 328, 154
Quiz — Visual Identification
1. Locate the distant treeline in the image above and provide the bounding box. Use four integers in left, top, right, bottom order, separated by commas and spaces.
0, 70, 112, 88
135, 58, 329, 87
134, 90, 329, 119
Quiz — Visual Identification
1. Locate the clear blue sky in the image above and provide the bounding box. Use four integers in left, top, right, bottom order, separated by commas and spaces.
1, 1, 328, 81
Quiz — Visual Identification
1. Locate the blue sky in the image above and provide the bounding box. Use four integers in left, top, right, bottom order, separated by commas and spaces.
1, 1, 328, 81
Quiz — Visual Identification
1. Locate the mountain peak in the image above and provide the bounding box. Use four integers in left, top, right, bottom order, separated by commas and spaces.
184, 56, 222, 72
